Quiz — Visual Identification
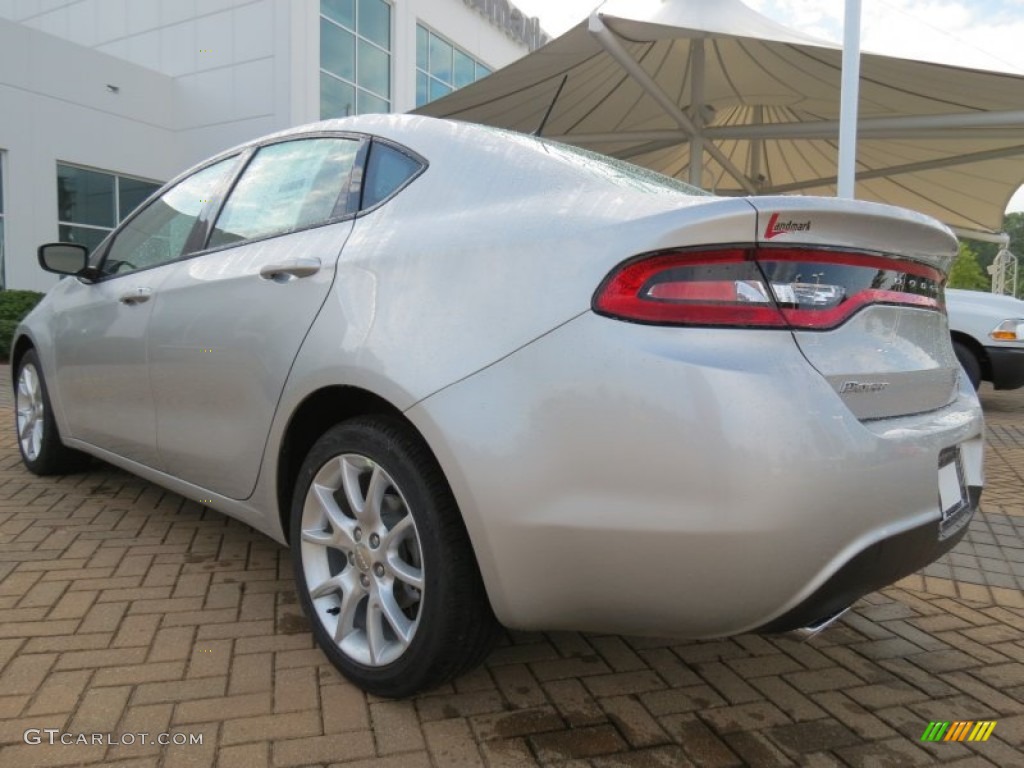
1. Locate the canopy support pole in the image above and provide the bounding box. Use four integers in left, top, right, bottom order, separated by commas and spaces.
749, 105, 764, 190
838, 0, 862, 198
706, 108, 1024, 140
554, 108, 1024, 143
951, 228, 1010, 247
614, 139, 688, 160
763, 144, 1024, 193
588, 12, 756, 194
689, 38, 705, 188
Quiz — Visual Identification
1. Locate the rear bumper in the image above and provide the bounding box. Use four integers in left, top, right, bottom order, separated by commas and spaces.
758, 486, 979, 633
987, 346, 1024, 390
409, 312, 985, 638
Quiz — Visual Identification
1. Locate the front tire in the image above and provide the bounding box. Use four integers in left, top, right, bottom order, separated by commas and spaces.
14, 350, 90, 475
953, 341, 981, 390
290, 416, 498, 697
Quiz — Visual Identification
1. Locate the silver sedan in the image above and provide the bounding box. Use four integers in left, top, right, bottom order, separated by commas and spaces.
13, 115, 983, 697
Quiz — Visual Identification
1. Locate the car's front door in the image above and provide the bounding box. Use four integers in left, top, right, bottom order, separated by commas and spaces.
52, 157, 240, 465
147, 136, 363, 499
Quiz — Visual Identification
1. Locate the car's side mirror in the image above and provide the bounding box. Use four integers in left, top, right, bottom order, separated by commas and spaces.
37, 243, 94, 278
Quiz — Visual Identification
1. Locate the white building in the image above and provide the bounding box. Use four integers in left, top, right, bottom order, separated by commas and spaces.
0, 0, 546, 291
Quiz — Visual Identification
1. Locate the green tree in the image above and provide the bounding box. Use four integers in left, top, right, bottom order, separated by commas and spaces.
947, 242, 990, 291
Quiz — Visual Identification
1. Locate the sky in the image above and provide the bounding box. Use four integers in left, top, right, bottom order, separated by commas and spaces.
509, 0, 1024, 213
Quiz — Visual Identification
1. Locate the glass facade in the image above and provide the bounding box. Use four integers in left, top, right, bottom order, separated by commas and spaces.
56, 164, 161, 254
320, 0, 392, 118
416, 24, 491, 107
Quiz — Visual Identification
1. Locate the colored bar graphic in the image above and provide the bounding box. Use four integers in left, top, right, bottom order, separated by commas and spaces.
970, 721, 997, 742
921, 721, 996, 742
945, 721, 971, 741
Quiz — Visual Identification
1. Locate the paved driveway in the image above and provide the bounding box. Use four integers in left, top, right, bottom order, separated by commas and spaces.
0, 369, 1022, 768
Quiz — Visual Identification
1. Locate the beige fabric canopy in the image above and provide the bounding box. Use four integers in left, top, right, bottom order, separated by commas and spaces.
415, 0, 1024, 234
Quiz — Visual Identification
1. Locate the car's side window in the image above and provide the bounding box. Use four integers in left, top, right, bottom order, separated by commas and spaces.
101, 157, 238, 277
208, 138, 360, 248
361, 142, 424, 210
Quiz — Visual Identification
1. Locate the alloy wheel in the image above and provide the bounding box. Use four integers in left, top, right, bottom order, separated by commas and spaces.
299, 453, 425, 667
16, 364, 45, 462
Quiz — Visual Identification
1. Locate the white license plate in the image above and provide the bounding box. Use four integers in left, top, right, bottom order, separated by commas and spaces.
937, 446, 969, 539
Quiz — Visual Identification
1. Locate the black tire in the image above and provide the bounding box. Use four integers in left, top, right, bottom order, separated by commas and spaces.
290, 415, 498, 697
13, 350, 91, 475
953, 341, 981, 391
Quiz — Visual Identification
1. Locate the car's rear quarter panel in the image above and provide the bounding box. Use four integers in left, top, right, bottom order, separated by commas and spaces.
406, 312, 983, 637
280, 118, 763, 408
267, 117, 766, 492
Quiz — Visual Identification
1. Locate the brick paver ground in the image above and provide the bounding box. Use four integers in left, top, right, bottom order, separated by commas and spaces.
0, 367, 1022, 767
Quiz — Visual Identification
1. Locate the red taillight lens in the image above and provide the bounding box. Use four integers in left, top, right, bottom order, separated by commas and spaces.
593, 249, 788, 328
594, 247, 944, 329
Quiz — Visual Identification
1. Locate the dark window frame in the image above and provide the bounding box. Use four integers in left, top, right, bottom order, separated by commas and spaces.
86, 130, 426, 283
82, 131, 428, 284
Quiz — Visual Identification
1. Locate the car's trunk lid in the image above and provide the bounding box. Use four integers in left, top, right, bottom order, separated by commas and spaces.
746, 196, 960, 420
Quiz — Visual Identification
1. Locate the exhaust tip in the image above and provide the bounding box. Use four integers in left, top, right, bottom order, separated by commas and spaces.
784, 606, 851, 642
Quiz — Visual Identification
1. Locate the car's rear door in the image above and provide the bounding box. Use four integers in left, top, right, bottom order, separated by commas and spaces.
147, 135, 364, 499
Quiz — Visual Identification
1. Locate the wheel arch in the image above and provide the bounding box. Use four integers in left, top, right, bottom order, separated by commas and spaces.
10, 334, 35, 376
276, 385, 457, 547
950, 331, 991, 382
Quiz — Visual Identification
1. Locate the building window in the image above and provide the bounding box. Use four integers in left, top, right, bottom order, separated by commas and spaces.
320, 0, 392, 118
56, 164, 162, 254
0, 152, 6, 288
416, 24, 492, 107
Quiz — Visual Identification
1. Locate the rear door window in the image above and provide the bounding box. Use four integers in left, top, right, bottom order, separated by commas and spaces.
209, 137, 360, 248
361, 142, 424, 210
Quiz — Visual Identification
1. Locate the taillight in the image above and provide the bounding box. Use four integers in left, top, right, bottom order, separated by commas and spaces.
593, 247, 944, 330
593, 249, 787, 327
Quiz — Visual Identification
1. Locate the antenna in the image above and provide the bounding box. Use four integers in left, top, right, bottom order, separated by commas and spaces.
534, 75, 568, 137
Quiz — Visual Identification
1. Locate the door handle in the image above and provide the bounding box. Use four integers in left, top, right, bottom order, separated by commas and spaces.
259, 258, 321, 282
119, 287, 152, 305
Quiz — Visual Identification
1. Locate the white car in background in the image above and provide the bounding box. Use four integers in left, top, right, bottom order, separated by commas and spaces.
947, 288, 1024, 390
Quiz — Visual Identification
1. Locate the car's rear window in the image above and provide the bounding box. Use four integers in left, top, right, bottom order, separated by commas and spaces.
476, 125, 710, 198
